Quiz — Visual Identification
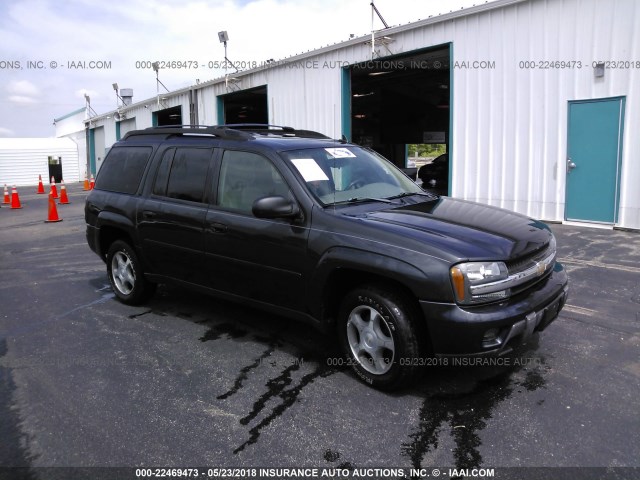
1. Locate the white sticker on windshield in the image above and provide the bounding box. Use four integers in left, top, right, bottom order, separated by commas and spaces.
324, 147, 356, 158
291, 158, 329, 182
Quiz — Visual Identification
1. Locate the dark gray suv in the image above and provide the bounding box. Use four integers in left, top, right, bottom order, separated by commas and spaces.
86, 125, 568, 390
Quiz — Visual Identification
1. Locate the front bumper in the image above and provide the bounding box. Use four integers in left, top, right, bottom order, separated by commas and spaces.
420, 263, 569, 356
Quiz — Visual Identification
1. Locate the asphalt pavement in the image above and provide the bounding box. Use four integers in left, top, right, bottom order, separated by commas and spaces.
0, 184, 638, 479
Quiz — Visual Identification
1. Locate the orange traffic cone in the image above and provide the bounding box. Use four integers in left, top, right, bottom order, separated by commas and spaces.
10, 185, 23, 209
37, 175, 45, 194
58, 180, 70, 204
89, 174, 95, 190
83, 174, 90, 191
45, 190, 62, 222
2, 185, 9, 204
50, 176, 59, 198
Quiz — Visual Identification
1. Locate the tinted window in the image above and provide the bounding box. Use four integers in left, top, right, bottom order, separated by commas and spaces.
217, 150, 291, 214
163, 148, 212, 203
152, 148, 175, 196
95, 146, 152, 194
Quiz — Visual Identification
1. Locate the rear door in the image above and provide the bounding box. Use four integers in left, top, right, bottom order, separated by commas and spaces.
203, 149, 309, 311
137, 146, 214, 284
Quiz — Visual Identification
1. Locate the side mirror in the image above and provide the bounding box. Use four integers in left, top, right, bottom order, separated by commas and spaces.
252, 196, 300, 219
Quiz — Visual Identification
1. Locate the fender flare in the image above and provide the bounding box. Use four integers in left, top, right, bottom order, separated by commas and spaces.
308, 246, 433, 321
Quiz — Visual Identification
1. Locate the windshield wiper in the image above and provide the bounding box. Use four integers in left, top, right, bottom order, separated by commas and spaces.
388, 191, 438, 200
333, 197, 396, 205
349, 196, 397, 203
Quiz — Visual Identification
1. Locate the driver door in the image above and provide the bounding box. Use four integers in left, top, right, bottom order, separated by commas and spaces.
204, 149, 310, 310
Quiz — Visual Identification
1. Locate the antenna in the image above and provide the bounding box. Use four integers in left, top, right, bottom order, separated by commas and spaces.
370, 1, 389, 59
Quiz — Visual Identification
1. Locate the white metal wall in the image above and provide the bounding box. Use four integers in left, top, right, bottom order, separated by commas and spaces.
54, 111, 87, 181
0, 138, 79, 187
446, 0, 640, 228
84, 0, 640, 228
118, 118, 137, 137
241, 0, 640, 227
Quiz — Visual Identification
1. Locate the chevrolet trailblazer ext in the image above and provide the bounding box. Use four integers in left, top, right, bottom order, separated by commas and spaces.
85, 125, 568, 390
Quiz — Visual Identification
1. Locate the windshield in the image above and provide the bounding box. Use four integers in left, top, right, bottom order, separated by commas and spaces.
281, 146, 424, 205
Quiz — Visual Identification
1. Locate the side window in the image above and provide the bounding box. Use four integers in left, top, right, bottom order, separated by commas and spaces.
152, 148, 174, 196
217, 150, 291, 214
153, 147, 211, 203
94, 146, 152, 194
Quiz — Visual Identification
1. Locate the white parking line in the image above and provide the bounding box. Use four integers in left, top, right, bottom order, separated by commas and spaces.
559, 257, 640, 274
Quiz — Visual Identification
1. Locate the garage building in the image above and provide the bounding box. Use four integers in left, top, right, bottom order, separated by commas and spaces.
80, 0, 640, 230
0, 137, 80, 187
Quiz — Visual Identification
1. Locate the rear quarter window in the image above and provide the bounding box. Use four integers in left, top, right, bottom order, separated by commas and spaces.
95, 146, 153, 194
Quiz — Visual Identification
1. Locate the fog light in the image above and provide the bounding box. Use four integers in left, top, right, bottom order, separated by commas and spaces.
482, 328, 501, 348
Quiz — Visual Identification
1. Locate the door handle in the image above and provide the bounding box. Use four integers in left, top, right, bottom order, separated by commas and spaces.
567, 158, 577, 172
142, 211, 157, 219
209, 222, 228, 234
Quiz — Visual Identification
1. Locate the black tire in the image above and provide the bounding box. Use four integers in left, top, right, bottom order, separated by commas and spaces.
337, 284, 423, 390
106, 240, 156, 305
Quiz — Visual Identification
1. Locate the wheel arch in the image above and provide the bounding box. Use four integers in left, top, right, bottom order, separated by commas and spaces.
310, 247, 430, 327
96, 212, 136, 261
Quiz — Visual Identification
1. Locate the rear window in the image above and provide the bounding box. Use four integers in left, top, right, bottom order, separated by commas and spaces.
95, 146, 153, 194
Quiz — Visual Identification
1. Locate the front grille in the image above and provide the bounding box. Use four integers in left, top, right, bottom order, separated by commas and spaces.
506, 242, 555, 296
506, 242, 551, 272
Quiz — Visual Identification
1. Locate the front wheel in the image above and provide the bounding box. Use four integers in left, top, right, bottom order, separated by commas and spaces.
337, 285, 423, 390
106, 240, 156, 305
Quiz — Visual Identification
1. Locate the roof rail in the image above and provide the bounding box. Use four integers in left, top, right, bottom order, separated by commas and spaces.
121, 124, 331, 141
122, 125, 252, 141
217, 124, 331, 139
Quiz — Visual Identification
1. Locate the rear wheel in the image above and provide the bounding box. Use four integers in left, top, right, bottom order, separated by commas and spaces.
337, 285, 423, 390
106, 240, 156, 305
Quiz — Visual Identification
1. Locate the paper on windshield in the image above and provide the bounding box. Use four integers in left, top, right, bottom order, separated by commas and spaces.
324, 147, 356, 158
291, 158, 329, 182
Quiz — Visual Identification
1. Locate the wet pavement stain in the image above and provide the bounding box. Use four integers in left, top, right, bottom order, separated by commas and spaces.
520, 365, 549, 392
239, 362, 302, 426
199, 323, 249, 342
0, 338, 38, 477
128, 309, 168, 319
217, 345, 277, 400
233, 363, 337, 454
322, 449, 357, 470
403, 364, 548, 470
324, 449, 341, 462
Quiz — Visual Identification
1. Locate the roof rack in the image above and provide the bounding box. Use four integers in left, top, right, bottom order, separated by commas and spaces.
219, 124, 331, 139
121, 124, 331, 141
122, 125, 252, 141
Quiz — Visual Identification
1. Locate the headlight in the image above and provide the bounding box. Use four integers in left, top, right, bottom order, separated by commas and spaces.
450, 261, 509, 305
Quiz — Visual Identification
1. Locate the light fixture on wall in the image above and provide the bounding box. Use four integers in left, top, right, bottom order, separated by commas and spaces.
151, 62, 170, 108
84, 93, 98, 117
218, 30, 239, 91
594, 62, 605, 78
112, 82, 126, 109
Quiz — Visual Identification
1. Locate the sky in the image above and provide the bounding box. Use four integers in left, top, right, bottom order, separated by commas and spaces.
0, 0, 493, 137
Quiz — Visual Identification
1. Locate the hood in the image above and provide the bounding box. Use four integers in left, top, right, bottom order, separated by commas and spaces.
352, 197, 552, 261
